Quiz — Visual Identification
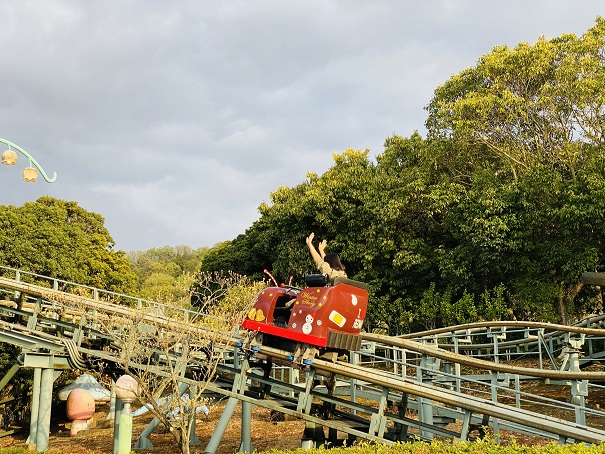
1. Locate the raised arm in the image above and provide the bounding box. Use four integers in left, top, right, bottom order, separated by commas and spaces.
306, 233, 323, 266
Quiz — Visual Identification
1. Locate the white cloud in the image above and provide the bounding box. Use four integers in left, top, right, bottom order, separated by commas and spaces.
0, 1, 603, 250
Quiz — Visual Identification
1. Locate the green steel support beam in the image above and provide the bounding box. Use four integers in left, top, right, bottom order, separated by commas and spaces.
26, 368, 42, 446
20, 353, 72, 369
239, 400, 252, 453
0, 363, 19, 393
205, 397, 238, 454
35, 368, 55, 451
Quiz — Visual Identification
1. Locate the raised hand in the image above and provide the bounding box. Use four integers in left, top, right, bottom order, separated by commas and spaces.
306, 232, 315, 245
318, 239, 327, 257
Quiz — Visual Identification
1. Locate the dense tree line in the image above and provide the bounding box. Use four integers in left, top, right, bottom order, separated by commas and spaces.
127, 245, 209, 302
201, 18, 605, 334
0, 196, 136, 294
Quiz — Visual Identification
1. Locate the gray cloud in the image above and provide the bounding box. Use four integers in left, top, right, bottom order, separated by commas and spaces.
0, 1, 602, 250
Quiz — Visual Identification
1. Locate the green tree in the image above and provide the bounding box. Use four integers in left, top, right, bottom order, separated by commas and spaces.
127, 245, 209, 302
425, 17, 605, 182
424, 18, 605, 324
0, 196, 136, 427
201, 18, 605, 332
0, 196, 135, 294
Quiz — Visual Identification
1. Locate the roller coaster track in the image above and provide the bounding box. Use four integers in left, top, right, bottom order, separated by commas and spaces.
2, 266, 605, 451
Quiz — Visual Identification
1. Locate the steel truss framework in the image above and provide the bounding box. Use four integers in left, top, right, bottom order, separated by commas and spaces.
1, 266, 605, 451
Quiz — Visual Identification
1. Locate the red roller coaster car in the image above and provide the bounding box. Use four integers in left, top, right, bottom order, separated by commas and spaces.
241, 273, 368, 357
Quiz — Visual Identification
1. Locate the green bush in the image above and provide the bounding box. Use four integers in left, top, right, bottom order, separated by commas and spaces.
267, 440, 605, 454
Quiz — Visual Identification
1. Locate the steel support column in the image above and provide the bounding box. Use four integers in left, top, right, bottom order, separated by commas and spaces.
205, 357, 249, 454
26, 367, 41, 445
189, 384, 201, 446
205, 397, 238, 454
35, 368, 54, 451
239, 400, 253, 453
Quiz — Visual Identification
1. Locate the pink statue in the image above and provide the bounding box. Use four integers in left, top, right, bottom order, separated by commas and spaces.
66, 388, 95, 436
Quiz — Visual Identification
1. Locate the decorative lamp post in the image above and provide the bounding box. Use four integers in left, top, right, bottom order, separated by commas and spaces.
114, 374, 138, 454
0, 137, 57, 183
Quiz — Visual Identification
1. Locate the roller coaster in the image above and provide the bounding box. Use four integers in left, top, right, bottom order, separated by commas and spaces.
1, 265, 605, 452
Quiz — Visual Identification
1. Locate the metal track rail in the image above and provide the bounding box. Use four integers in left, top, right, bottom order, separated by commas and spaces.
2, 270, 605, 448
362, 332, 605, 380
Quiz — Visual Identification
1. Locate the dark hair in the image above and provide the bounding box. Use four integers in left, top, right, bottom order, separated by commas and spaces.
324, 253, 345, 271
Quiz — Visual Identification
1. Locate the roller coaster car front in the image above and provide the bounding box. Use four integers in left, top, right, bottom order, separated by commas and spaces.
241, 275, 368, 352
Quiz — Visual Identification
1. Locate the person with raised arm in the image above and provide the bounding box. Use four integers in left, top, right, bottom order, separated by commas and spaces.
306, 232, 347, 280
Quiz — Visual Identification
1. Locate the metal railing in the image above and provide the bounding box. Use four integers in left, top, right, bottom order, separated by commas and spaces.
3, 267, 605, 446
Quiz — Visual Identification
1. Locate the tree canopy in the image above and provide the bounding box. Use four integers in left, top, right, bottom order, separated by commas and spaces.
127, 245, 208, 302
200, 18, 605, 334
0, 196, 136, 294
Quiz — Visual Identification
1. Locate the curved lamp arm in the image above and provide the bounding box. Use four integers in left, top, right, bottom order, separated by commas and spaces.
0, 137, 57, 183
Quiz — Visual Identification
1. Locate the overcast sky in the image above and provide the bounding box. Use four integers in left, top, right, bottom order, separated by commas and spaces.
1, 1, 603, 252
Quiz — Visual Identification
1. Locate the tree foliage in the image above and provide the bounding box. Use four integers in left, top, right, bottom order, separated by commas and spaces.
0, 196, 135, 294
201, 18, 605, 334
424, 18, 605, 324
0, 196, 138, 426
127, 245, 208, 302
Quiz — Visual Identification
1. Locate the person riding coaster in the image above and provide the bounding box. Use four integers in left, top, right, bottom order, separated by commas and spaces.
241, 234, 368, 363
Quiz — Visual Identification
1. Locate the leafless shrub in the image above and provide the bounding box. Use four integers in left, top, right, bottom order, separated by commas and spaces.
45, 271, 264, 454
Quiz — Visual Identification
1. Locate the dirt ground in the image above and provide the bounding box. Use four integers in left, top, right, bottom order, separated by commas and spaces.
0, 400, 306, 454
1, 360, 604, 453
0, 394, 567, 454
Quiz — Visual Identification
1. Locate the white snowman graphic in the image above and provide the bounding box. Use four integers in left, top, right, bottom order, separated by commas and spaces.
302, 314, 314, 334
